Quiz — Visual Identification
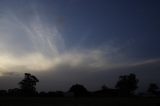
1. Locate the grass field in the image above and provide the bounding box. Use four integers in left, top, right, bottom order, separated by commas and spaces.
0, 97, 160, 106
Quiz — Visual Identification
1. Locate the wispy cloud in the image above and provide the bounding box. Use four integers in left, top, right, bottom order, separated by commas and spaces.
0, 1, 157, 77
0, 5, 130, 76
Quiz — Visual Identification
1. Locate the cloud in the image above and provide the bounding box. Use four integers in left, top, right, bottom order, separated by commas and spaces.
0, 48, 117, 75
0, 7, 129, 76
128, 58, 160, 67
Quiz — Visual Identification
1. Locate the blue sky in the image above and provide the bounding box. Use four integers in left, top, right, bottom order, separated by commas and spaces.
0, 0, 159, 91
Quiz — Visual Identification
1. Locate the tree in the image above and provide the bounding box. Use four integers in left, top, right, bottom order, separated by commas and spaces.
101, 85, 109, 91
0, 90, 7, 96
8, 88, 21, 96
69, 84, 89, 97
148, 83, 159, 96
19, 73, 39, 96
115, 73, 139, 96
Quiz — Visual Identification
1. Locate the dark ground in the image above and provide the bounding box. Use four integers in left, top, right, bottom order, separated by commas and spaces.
0, 97, 160, 106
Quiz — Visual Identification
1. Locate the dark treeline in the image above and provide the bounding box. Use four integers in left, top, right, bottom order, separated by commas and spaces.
0, 73, 160, 97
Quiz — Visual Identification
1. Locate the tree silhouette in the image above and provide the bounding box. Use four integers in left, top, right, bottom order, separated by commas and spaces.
8, 88, 21, 96
69, 84, 89, 97
101, 85, 109, 90
0, 90, 7, 96
115, 73, 139, 96
19, 73, 39, 96
148, 83, 159, 96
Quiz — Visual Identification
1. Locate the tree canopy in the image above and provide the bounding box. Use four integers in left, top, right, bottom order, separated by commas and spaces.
69, 84, 89, 97
19, 73, 39, 96
115, 73, 139, 96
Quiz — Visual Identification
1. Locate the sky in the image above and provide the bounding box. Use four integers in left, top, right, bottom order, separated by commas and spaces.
0, 0, 159, 92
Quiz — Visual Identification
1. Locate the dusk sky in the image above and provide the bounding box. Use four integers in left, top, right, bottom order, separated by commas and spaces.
0, 0, 160, 92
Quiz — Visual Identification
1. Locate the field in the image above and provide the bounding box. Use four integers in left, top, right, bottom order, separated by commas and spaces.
0, 97, 160, 106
